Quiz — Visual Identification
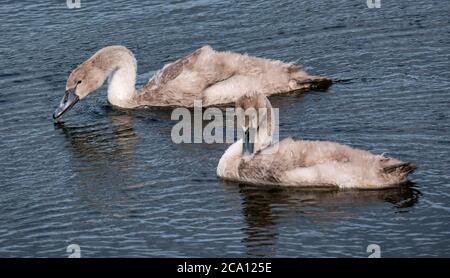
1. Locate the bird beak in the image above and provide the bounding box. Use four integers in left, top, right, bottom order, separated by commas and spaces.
53, 89, 79, 120
242, 128, 255, 156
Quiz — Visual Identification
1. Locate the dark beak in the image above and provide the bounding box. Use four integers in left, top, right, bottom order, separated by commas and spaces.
242, 128, 255, 156
53, 89, 79, 120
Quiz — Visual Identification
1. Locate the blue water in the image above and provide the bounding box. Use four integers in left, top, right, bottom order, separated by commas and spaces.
0, 0, 449, 257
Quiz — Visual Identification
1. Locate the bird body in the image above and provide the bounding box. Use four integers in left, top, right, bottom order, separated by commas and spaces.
54, 45, 330, 119
217, 94, 416, 189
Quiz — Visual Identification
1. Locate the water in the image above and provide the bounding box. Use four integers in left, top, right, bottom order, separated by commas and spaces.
0, 0, 449, 257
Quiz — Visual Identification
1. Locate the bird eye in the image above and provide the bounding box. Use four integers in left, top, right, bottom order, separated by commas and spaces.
77, 80, 82, 84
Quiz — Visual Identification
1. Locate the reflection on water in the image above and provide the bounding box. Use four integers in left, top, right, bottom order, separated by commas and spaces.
54, 114, 139, 216
221, 181, 420, 256
0, 0, 448, 257
55, 113, 138, 161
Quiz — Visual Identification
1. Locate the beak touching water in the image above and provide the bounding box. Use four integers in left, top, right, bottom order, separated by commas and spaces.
53, 89, 79, 120
242, 128, 255, 156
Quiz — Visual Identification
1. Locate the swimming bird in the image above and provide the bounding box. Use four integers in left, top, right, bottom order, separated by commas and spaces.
217, 93, 416, 189
53, 45, 331, 119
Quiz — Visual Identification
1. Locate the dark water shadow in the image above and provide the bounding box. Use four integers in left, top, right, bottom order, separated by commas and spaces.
220, 180, 421, 257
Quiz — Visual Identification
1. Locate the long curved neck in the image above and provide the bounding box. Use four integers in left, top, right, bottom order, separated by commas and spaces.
102, 47, 138, 108
249, 106, 275, 154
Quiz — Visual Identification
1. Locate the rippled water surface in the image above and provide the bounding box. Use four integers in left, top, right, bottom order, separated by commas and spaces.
0, 0, 449, 257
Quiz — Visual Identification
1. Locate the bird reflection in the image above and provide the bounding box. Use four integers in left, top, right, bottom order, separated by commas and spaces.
220, 181, 421, 257
54, 112, 139, 215
55, 114, 137, 162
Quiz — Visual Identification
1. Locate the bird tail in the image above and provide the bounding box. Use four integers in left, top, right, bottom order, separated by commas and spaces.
383, 162, 417, 178
295, 75, 332, 90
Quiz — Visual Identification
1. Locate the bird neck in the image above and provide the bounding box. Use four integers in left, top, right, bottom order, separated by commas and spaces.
248, 107, 275, 154
106, 50, 138, 108
255, 126, 273, 153
217, 139, 244, 179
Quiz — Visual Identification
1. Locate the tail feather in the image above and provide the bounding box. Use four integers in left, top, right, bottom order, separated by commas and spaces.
295, 76, 332, 90
383, 162, 417, 176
